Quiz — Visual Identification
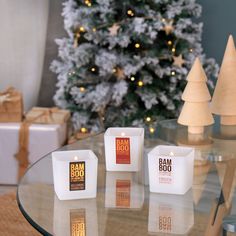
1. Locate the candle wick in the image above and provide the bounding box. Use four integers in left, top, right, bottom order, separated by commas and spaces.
170, 152, 174, 157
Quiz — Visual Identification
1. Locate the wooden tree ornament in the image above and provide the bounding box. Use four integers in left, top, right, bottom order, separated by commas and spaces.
178, 57, 214, 134
211, 35, 236, 125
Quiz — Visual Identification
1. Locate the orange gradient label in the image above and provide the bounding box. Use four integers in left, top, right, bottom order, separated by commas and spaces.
116, 138, 130, 164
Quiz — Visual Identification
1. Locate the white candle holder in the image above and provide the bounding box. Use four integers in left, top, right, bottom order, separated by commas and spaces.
53, 194, 98, 236
148, 191, 194, 234
105, 171, 144, 209
104, 127, 144, 172
52, 150, 98, 200
148, 145, 194, 195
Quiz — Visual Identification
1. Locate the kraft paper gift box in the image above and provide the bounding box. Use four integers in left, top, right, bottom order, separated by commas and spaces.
0, 122, 67, 184
148, 191, 194, 235
53, 194, 98, 236
105, 171, 144, 209
0, 87, 23, 122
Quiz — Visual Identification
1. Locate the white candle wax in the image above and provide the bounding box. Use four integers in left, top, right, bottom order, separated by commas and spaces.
148, 145, 194, 195
52, 150, 98, 200
104, 127, 144, 171
105, 172, 144, 209
148, 191, 194, 234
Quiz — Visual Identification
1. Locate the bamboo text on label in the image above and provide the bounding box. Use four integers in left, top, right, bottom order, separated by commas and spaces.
70, 161, 85, 191
116, 138, 131, 164
158, 157, 172, 184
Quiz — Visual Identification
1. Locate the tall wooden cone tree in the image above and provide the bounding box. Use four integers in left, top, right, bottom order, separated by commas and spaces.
178, 57, 214, 134
211, 35, 236, 125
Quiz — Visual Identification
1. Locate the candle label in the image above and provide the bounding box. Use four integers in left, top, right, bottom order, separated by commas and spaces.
69, 161, 86, 191
158, 157, 172, 184
116, 137, 131, 164
116, 179, 131, 208
70, 209, 86, 236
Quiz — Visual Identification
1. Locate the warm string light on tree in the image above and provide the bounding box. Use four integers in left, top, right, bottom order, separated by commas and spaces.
138, 81, 144, 87
130, 76, 135, 81
79, 87, 85, 92
84, 0, 92, 7
80, 127, 88, 133
149, 127, 155, 134
127, 9, 134, 17
135, 43, 141, 48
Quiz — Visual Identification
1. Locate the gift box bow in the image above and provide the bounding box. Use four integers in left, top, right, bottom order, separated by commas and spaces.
0, 87, 21, 106
25, 107, 70, 124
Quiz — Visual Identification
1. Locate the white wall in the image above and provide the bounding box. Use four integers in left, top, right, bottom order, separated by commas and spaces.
0, 0, 49, 111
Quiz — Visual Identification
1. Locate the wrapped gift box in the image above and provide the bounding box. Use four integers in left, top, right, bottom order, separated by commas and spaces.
0, 87, 23, 122
0, 122, 67, 184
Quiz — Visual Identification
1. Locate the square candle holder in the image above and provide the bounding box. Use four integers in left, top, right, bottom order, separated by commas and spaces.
105, 172, 144, 209
148, 145, 194, 195
52, 150, 98, 200
104, 127, 144, 172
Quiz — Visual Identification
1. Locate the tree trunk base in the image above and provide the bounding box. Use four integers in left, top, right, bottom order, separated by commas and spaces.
188, 126, 204, 134
221, 116, 236, 125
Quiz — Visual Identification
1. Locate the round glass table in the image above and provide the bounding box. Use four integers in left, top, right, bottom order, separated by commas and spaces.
17, 119, 236, 236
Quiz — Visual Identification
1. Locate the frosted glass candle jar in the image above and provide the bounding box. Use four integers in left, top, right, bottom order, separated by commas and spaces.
53, 195, 98, 236
104, 127, 144, 171
148, 191, 194, 234
105, 172, 144, 209
148, 145, 194, 195
52, 150, 98, 200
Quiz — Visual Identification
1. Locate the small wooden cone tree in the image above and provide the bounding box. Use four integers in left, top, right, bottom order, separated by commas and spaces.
211, 35, 236, 125
178, 57, 214, 134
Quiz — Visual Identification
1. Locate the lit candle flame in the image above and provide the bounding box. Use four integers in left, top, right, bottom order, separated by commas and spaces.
170, 151, 174, 157
74, 156, 79, 161
121, 132, 125, 137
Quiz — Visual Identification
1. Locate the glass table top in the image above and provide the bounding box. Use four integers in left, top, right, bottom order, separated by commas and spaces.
17, 119, 236, 236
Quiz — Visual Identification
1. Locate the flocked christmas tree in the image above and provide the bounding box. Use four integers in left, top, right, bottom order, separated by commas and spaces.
51, 0, 218, 133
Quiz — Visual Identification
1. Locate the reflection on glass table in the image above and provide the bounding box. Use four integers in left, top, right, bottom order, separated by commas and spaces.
17, 119, 236, 236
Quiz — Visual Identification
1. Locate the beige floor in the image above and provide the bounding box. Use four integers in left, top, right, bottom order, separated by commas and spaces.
0, 185, 17, 196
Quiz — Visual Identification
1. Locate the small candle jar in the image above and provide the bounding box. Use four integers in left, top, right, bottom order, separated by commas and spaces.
105, 172, 144, 209
148, 145, 194, 195
52, 150, 98, 200
104, 127, 144, 171
53, 194, 98, 236
148, 191, 194, 234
